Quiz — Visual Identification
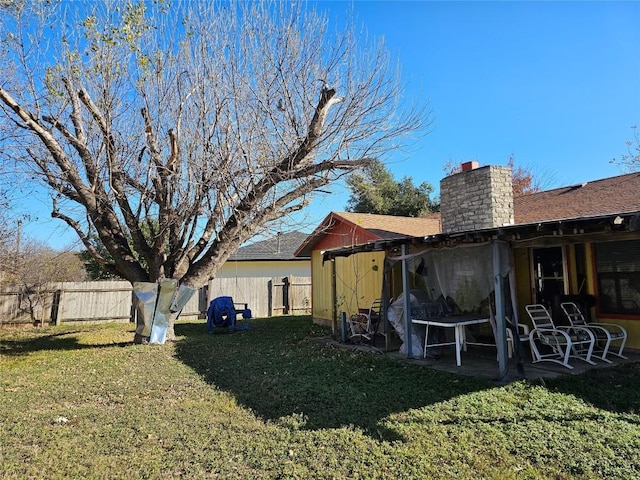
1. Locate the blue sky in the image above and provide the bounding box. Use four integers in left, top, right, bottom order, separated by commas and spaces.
320, 1, 639, 185
16, 0, 640, 248
309, 0, 640, 225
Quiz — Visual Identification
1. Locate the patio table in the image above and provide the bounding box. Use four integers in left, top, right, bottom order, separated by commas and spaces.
412, 315, 491, 366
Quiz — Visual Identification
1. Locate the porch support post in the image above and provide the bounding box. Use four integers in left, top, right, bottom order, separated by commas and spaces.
331, 258, 338, 338
382, 263, 391, 352
402, 243, 413, 358
493, 241, 509, 377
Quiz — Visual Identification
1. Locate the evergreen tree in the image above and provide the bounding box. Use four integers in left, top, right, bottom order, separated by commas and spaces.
346, 160, 437, 217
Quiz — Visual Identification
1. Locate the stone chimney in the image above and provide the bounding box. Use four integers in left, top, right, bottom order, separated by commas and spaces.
440, 163, 513, 234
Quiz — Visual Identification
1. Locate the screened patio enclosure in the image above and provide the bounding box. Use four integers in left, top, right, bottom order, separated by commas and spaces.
326, 239, 519, 379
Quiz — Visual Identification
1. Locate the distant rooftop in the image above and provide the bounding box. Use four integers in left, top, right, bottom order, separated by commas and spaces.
228, 231, 310, 261
294, 211, 442, 257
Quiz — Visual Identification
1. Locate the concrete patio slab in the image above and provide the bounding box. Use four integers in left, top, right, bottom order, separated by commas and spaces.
321, 335, 640, 383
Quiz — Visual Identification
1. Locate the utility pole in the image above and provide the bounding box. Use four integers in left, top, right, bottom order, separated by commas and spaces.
14, 219, 21, 274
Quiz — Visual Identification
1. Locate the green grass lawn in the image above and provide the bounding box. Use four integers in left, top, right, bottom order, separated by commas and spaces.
1, 316, 639, 479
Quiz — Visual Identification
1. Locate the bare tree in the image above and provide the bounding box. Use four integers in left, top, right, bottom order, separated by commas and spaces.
611, 126, 640, 172
0, 170, 22, 284
0, 1, 428, 339
8, 239, 88, 325
0, 216, 17, 284
0, 1, 427, 282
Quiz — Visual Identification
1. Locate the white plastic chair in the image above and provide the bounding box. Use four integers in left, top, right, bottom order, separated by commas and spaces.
505, 317, 530, 359
526, 304, 596, 370
560, 302, 627, 363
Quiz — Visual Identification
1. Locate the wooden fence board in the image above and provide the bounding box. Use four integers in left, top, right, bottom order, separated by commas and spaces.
207, 276, 311, 318
0, 275, 312, 326
289, 276, 312, 314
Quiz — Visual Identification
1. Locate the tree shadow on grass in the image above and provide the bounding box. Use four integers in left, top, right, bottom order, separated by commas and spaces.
174, 317, 492, 440
0, 331, 133, 356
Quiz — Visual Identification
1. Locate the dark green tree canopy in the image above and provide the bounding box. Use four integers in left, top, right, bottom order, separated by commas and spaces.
345, 159, 437, 217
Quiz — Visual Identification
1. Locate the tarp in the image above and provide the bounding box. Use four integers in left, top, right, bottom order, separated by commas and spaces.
207, 296, 252, 333
149, 279, 179, 344
387, 242, 512, 312
387, 292, 425, 357
133, 282, 158, 338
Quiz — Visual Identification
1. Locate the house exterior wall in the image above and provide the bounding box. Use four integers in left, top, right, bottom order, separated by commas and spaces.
310, 250, 334, 325
310, 250, 385, 326
313, 219, 380, 251
210, 260, 311, 318
217, 260, 310, 279
513, 246, 532, 324
514, 239, 640, 350
583, 241, 640, 349
309, 219, 383, 326
440, 165, 514, 233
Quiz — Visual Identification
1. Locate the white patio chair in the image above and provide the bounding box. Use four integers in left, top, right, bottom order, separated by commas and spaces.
560, 302, 627, 363
505, 317, 530, 359
526, 304, 596, 370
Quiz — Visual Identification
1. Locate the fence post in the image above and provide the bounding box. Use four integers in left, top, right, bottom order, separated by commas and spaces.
267, 279, 273, 317
51, 289, 63, 326
282, 276, 290, 315
130, 290, 137, 323
198, 285, 209, 318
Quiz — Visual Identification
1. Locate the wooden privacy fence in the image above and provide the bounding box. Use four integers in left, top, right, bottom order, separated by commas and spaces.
0, 276, 311, 327
206, 275, 311, 318
268, 276, 312, 316
0, 281, 204, 327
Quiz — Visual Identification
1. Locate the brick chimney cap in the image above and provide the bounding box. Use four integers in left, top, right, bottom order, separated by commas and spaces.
461, 161, 479, 172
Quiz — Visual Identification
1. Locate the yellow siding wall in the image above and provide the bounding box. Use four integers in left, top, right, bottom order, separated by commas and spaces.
217, 260, 310, 279
311, 250, 385, 325
310, 250, 334, 325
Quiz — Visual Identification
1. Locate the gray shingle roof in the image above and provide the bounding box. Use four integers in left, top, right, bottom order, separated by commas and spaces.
229, 231, 310, 261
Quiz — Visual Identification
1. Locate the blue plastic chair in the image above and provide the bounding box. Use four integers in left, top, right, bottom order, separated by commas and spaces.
207, 296, 252, 333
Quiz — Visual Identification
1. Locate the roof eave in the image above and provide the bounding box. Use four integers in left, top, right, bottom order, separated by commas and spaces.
322, 211, 640, 262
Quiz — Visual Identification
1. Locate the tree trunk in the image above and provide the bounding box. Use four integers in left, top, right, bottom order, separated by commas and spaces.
165, 314, 178, 342
132, 281, 195, 344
